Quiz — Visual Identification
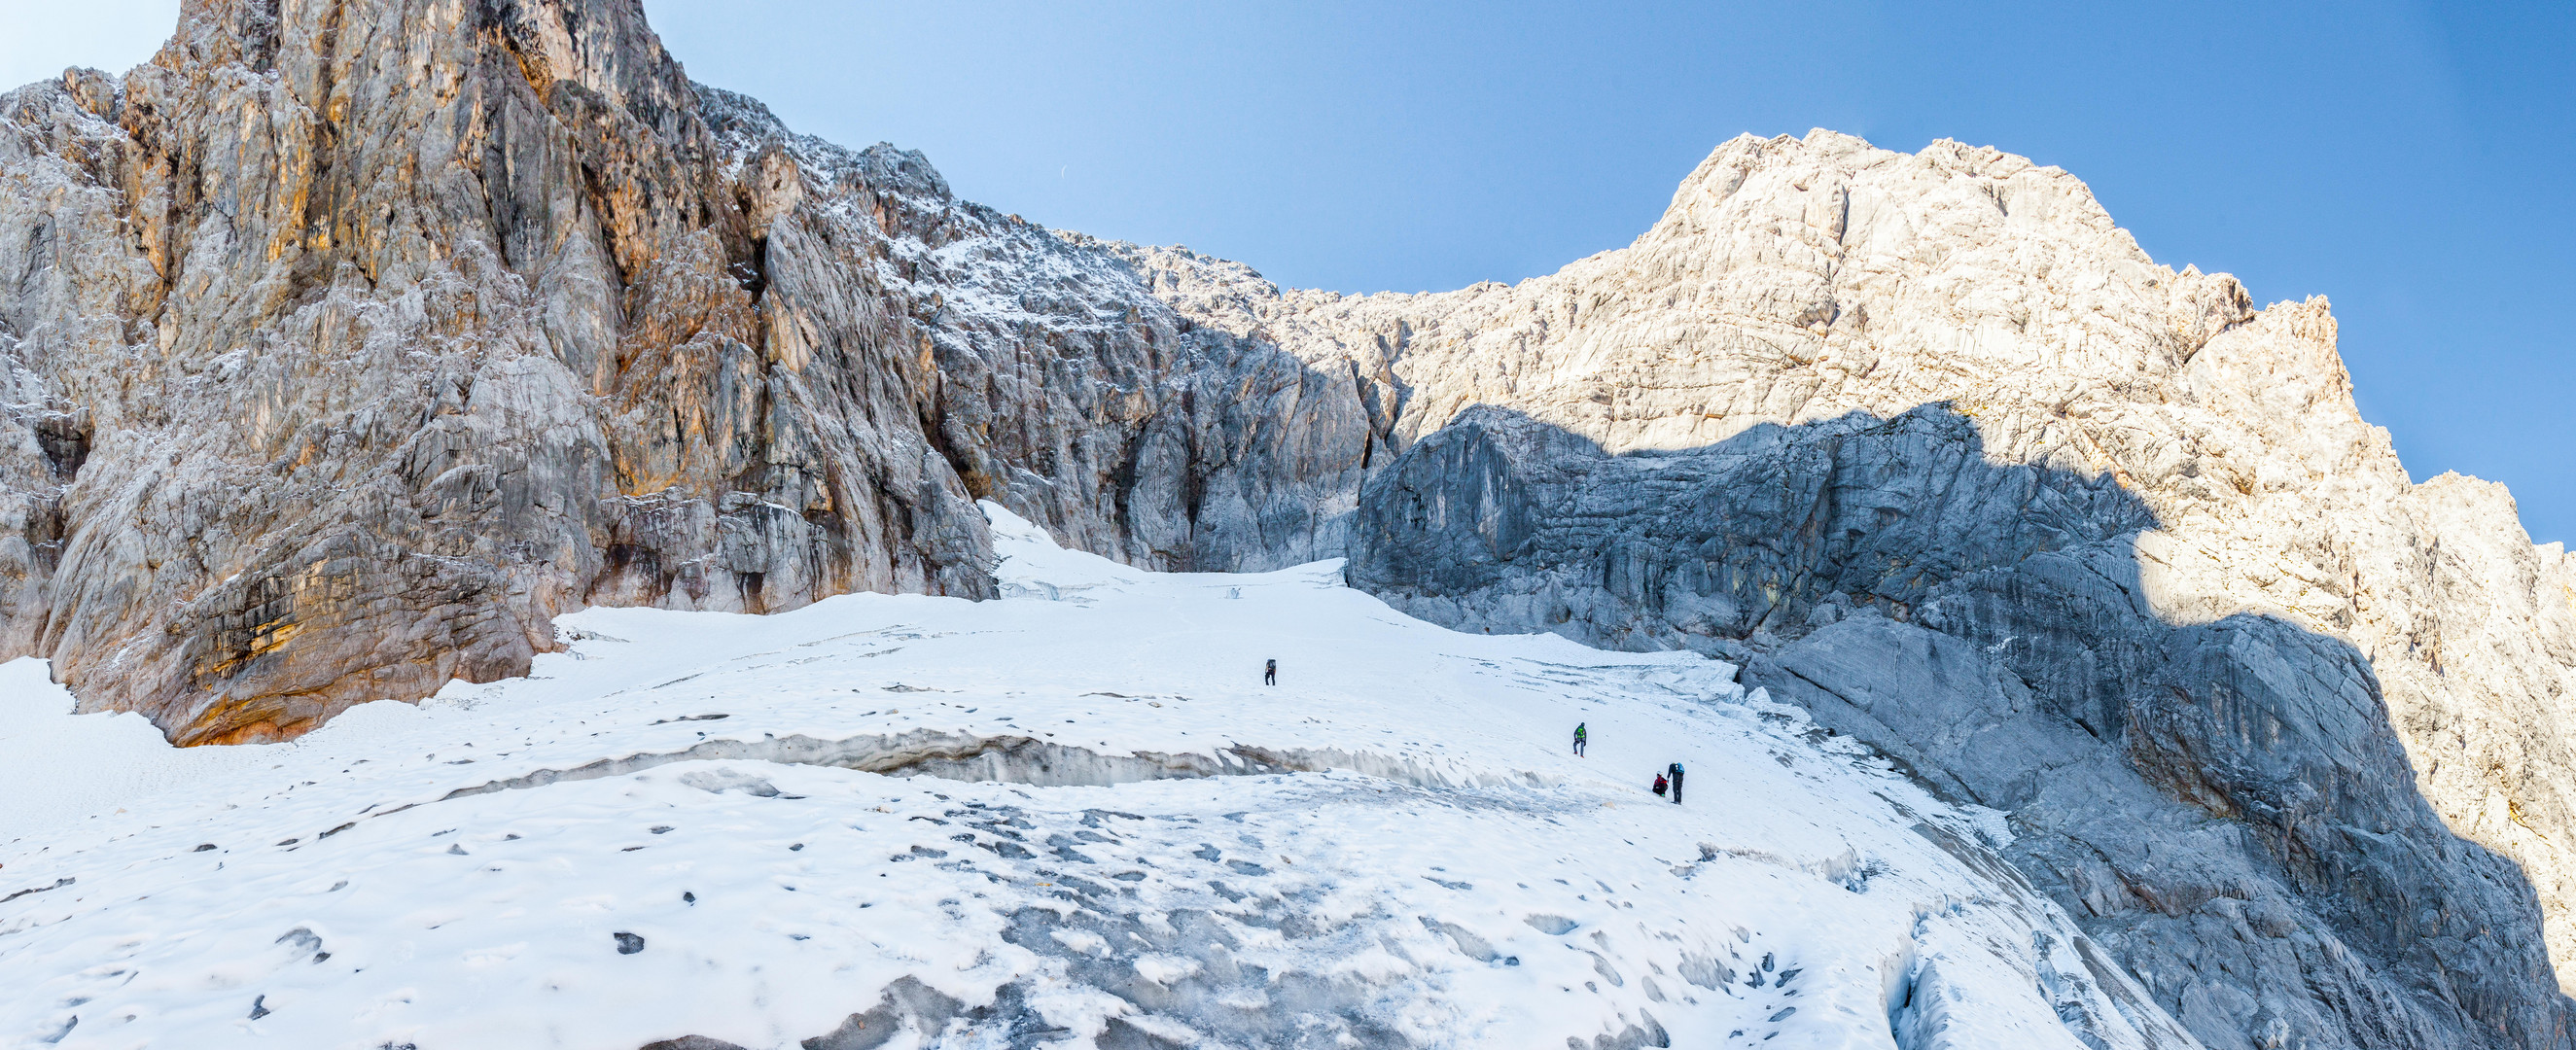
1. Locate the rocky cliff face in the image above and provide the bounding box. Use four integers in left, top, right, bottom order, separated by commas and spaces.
0, 0, 1365, 746
7, 2, 2574, 1048
1127, 133, 2576, 1047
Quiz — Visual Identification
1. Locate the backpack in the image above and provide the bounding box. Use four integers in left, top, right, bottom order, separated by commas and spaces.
1652, 775, 1669, 795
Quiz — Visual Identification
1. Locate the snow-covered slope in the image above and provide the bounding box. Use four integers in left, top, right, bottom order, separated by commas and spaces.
0, 505, 2193, 1049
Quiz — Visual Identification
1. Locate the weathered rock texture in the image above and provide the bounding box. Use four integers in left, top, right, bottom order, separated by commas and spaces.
0, 0, 1364, 745
7, 2, 2576, 1047
1126, 134, 2576, 1047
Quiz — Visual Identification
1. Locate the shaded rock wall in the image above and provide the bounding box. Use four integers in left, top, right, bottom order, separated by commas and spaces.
1347, 404, 2156, 646
1346, 404, 2568, 1047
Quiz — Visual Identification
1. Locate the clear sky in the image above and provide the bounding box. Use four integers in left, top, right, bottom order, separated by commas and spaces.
7, 1, 2568, 545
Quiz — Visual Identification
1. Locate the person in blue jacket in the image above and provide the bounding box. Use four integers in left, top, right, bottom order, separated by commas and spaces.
1667, 761, 1684, 804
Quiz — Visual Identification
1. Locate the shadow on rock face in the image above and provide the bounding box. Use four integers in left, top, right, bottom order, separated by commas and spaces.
1348, 402, 2574, 1050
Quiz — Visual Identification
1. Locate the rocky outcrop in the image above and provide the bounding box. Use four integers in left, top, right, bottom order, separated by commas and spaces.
1345, 403, 2159, 647
0, 0, 1367, 744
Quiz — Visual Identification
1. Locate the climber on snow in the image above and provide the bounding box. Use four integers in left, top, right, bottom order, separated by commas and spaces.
1667, 761, 1684, 805
1572, 722, 1588, 756
1264, 658, 1277, 686
1652, 771, 1668, 797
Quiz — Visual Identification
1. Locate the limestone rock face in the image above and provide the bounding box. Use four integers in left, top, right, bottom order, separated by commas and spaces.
1132, 132, 2576, 1047
0, 0, 1366, 744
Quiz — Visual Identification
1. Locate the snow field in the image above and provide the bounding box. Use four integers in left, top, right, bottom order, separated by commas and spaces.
0, 505, 2180, 1049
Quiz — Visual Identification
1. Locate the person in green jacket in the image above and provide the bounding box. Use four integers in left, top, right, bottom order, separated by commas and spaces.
1572, 722, 1588, 756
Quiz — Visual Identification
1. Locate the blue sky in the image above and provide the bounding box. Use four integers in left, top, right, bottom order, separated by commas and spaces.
9, 1, 2568, 544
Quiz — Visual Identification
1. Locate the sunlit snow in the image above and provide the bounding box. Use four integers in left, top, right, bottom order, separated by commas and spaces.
0, 504, 2175, 1049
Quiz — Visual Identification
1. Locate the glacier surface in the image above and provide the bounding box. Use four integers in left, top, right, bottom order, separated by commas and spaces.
0, 505, 2195, 1049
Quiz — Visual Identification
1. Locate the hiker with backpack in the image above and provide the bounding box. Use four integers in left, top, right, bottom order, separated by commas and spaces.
1572, 722, 1587, 756
1667, 761, 1684, 804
